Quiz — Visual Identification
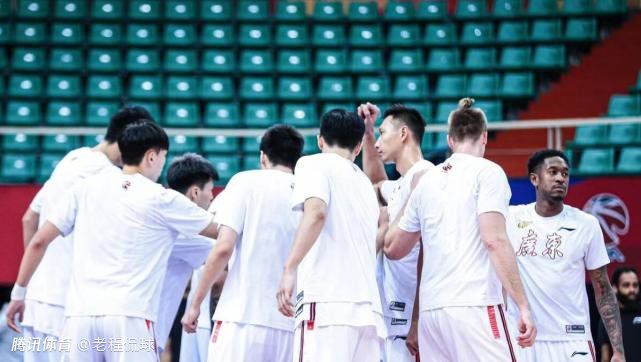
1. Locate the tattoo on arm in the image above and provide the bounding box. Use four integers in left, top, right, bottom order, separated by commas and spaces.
590, 266, 624, 356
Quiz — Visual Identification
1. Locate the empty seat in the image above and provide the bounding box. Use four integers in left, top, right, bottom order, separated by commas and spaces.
1, 154, 37, 183
350, 50, 384, 73
47, 75, 81, 98
18, 0, 48, 18
276, 1, 305, 21
313, 1, 344, 21
500, 47, 531, 69
501, 72, 534, 97
423, 23, 457, 46
11, 48, 42, 71
435, 102, 459, 123
577, 148, 614, 174
315, 49, 348, 73
128, 102, 160, 121
83, 134, 105, 147
474, 100, 503, 121
14, 23, 46, 44
385, 0, 415, 21
607, 95, 641, 117
312, 25, 345, 47
43, 134, 80, 152
165, 0, 196, 20
169, 135, 200, 154
86, 102, 118, 126
200, 77, 234, 100
417, 0, 448, 20
6, 101, 41, 125
90, 24, 122, 46
92, 0, 124, 19
389, 49, 424, 73
318, 77, 353, 100
242, 155, 261, 171
239, 24, 271, 47
204, 103, 240, 127
202, 135, 240, 153
435, 75, 466, 98
164, 49, 197, 73
277, 50, 311, 74
50, 48, 83, 71
565, 18, 597, 41
46, 102, 81, 125
278, 77, 312, 100
493, 0, 523, 17
201, 1, 231, 21
531, 19, 561, 42
464, 48, 497, 70
201, 24, 234, 46
87, 76, 122, 98
595, 0, 627, 14
405, 103, 434, 123
240, 50, 273, 73
350, 25, 382, 47
2, 133, 38, 152
532, 45, 566, 69
242, 135, 262, 152
356, 76, 391, 101
497, 21, 528, 43
348, 2, 378, 22
456, 0, 488, 18
164, 103, 200, 127
574, 125, 607, 145
126, 24, 159, 46
467, 73, 500, 97
164, 24, 196, 46
563, 0, 592, 14
240, 77, 274, 100
276, 24, 309, 47
608, 123, 640, 144
129, 0, 160, 19
202, 50, 234, 73
427, 48, 461, 72
0, 24, 8, 44
461, 22, 494, 45
387, 24, 421, 47
617, 147, 641, 173
394, 76, 429, 100
243, 103, 278, 127
126, 49, 160, 72
282, 103, 317, 127
38, 153, 64, 183
9, 75, 43, 97
527, 0, 559, 15
205, 156, 240, 184
165, 76, 197, 99
88, 49, 121, 72
51, 23, 84, 44
237, 0, 269, 21
321, 103, 354, 115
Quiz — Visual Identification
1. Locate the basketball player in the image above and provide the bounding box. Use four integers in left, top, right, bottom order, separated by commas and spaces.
507, 149, 624, 362
7, 121, 219, 361
358, 102, 433, 360
276, 109, 385, 361
15, 106, 153, 362
182, 125, 304, 361
385, 98, 536, 360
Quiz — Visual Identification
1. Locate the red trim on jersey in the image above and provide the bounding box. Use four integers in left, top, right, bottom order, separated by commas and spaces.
307, 303, 316, 330
211, 321, 223, 343
498, 306, 517, 362
487, 306, 500, 339
588, 340, 596, 362
145, 319, 151, 331
299, 324, 305, 362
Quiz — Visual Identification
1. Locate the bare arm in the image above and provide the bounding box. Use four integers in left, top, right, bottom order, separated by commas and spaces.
358, 102, 387, 184
276, 198, 327, 317
198, 221, 219, 240
589, 266, 625, 359
601, 343, 612, 362
406, 240, 423, 356
21, 208, 40, 248
376, 206, 389, 253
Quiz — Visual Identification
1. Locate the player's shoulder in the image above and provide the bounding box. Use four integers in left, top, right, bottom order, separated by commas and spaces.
227, 169, 258, 184
508, 203, 532, 217
563, 204, 599, 227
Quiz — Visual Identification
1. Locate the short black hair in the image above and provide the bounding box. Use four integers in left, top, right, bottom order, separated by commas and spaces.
260, 125, 304, 170
118, 120, 169, 166
611, 266, 638, 287
527, 149, 570, 175
167, 153, 219, 194
383, 104, 426, 145
105, 106, 154, 143
320, 109, 365, 151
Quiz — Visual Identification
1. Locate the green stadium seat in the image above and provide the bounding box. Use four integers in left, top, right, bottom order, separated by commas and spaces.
46, 102, 81, 125
88, 49, 121, 72
86, 102, 118, 126
237, 0, 269, 21
49, 48, 83, 71
577, 148, 614, 174
242, 135, 262, 152
385, 1, 415, 21
239, 24, 271, 47
501, 72, 534, 97
3, 133, 38, 152
128, 102, 160, 121
202, 50, 235, 73
202, 135, 239, 153
240, 50, 273, 73
617, 147, 641, 173
129, 0, 161, 20
43, 134, 80, 152
164, 49, 197, 73
417, 0, 448, 20
464, 48, 497, 70
608, 95, 640, 117
278, 77, 312, 100
165, 103, 200, 127
51, 23, 83, 44
389, 49, 424, 73
242, 155, 261, 171
87, 75, 122, 99
9, 75, 42, 98
350, 50, 384, 73
394, 76, 429, 100
531, 19, 562, 42
17, 0, 48, 18
563, 0, 592, 14
423, 23, 457, 46
497, 21, 528, 44
595, 0, 626, 14
387, 25, 421, 47
348, 2, 378, 22
200, 77, 234, 100
0, 24, 9, 44
201, 25, 234, 46
493, 0, 523, 17
630, 71, 641, 94
165, 1, 196, 20
461, 22, 494, 45
164, 24, 196, 46
36, 153, 58, 183
532, 45, 566, 69
609, 123, 640, 144
276, 1, 306, 21
435, 75, 466, 99
313, 1, 344, 21
47, 75, 81, 98
474, 100, 503, 121
201, 1, 231, 21
565, 18, 597, 41
312, 25, 345, 47
206, 156, 240, 184
0, 0, 8, 18
83, 134, 104, 147
434, 132, 450, 149
127, 24, 159, 46
573, 125, 607, 145
90, 24, 122, 46
356, 76, 390, 101
500, 47, 531, 69
350, 25, 382, 47
421, 131, 434, 152
169, 135, 200, 154
315, 48, 347, 73
91, 0, 124, 19
204, 103, 240, 127
303, 135, 319, 154
277, 50, 311, 74
456, 0, 488, 18
405, 103, 433, 122
243, 103, 278, 127
240, 77, 274, 100
527, 0, 559, 16
12, 48, 45, 71
14, 23, 46, 44
435, 102, 459, 123
427, 48, 461, 72
165, 76, 197, 99
467, 73, 500, 97
282, 103, 317, 127
318, 77, 353, 100
276, 24, 309, 47
55, 1, 86, 19
1, 154, 37, 183
126, 49, 160, 72
321, 103, 354, 115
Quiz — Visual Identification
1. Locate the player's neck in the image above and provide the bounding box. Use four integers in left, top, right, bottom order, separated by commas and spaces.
534, 199, 564, 217
395, 146, 424, 176
122, 165, 146, 178
95, 141, 119, 165
265, 164, 293, 174
322, 147, 355, 161
451, 142, 484, 157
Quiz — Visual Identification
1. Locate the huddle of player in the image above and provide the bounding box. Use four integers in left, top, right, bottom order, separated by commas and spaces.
6, 98, 625, 362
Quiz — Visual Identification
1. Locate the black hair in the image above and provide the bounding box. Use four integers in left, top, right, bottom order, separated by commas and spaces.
118, 120, 169, 166
167, 153, 219, 194
259, 125, 304, 170
105, 106, 154, 143
383, 104, 426, 145
319, 109, 365, 151
611, 266, 639, 287
527, 149, 570, 175
448, 98, 487, 143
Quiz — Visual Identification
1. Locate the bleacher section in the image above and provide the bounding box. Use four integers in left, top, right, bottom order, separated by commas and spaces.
0, 0, 630, 183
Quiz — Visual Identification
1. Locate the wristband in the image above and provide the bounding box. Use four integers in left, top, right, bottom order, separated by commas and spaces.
10, 284, 27, 300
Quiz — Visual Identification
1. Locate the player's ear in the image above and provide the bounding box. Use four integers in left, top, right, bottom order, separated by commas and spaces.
317, 135, 324, 151
529, 172, 539, 187
259, 151, 268, 169
447, 133, 454, 150
353, 141, 363, 157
